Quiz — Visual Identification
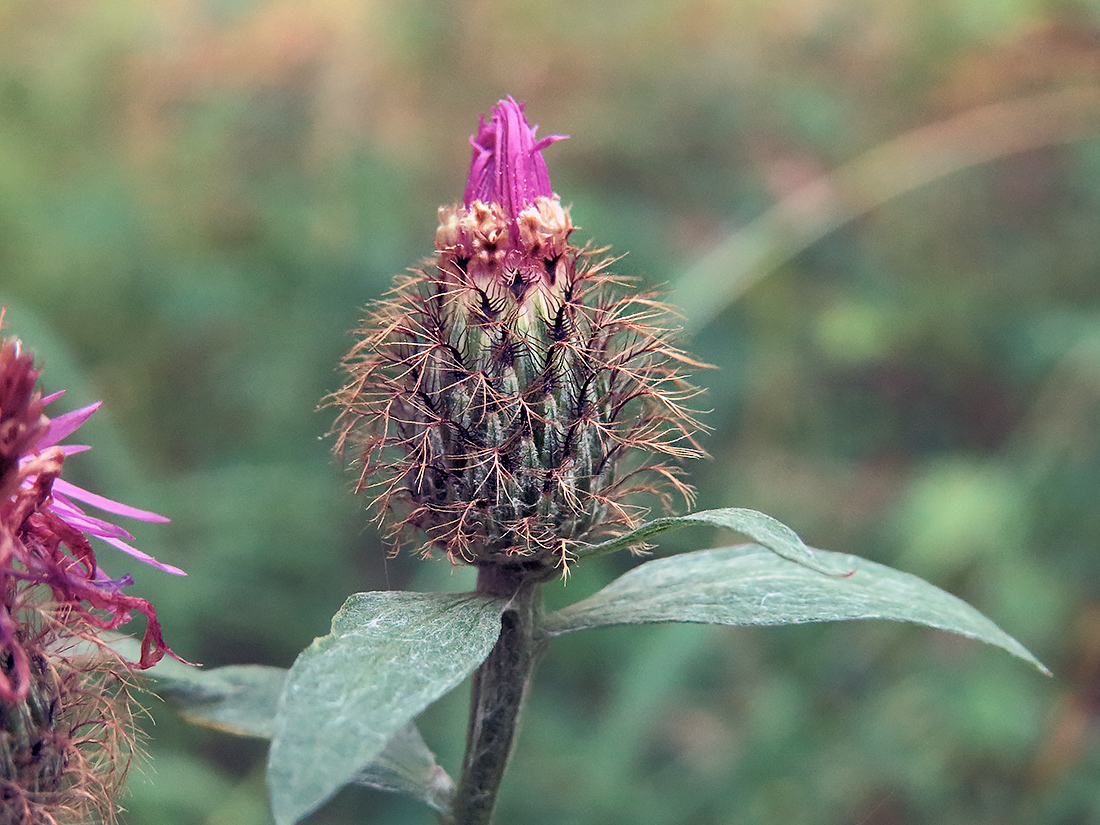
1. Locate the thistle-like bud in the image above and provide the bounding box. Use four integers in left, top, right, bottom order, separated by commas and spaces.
0, 327, 182, 822
334, 98, 707, 574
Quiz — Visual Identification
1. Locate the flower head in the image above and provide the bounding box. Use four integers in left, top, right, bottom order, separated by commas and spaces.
0, 333, 181, 702
436, 98, 573, 323
334, 98, 707, 575
0, 325, 183, 821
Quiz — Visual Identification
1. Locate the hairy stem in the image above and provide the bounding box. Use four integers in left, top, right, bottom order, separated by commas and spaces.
452, 567, 545, 825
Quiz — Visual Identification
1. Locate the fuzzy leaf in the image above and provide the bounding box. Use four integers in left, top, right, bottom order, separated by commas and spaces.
576, 507, 844, 574
546, 544, 1048, 673
268, 592, 507, 825
105, 635, 288, 738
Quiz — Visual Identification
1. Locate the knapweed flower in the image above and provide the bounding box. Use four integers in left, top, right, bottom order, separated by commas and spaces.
0, 330, 181, 823
333, 97, 707, 574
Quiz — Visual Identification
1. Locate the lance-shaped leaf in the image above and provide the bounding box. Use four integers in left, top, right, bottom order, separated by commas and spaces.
576, 507, 845, 574
268, 592, 507, 825
105, 634, 290, 738
546, 544, 1048, 673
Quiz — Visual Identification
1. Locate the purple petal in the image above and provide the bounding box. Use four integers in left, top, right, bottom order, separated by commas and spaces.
463, 97, 567, 219
38, 402, 101, 449
52, 477, 170, 523
99, 535, 187, 576
49, 491, 135, 540
93, 571, 136, 593
531, 134, 566, 153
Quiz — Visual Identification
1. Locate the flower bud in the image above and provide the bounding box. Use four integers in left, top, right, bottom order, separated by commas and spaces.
334, 98, 707, 574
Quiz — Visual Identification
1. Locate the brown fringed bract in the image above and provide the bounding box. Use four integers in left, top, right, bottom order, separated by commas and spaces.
0, 616, 140, 825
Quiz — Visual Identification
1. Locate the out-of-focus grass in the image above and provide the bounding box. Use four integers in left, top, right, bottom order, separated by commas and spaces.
3, 1, 1100, 823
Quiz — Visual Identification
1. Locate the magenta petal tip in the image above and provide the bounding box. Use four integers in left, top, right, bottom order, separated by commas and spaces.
462, 96, 567, 220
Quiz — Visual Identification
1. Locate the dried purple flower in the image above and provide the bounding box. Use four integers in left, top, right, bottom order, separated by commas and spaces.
0, 327, 183, 822
0, 334, 181, 702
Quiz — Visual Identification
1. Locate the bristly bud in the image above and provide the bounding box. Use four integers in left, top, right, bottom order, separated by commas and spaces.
333, 98, 708, 575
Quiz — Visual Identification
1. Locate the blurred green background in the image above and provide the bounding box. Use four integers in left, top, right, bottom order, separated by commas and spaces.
3, 0, 1100, 823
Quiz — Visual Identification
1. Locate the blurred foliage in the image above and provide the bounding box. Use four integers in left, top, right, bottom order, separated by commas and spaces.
2, 0, 1100, 822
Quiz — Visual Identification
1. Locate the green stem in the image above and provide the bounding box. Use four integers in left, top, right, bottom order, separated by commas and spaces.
451, 566, 545, 825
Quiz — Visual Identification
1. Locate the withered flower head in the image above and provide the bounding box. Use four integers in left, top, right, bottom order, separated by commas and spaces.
333, 97, 707, 574
0, 330, 182, 823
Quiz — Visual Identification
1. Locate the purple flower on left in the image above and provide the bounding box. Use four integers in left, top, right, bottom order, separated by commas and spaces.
0, 326, 182, 703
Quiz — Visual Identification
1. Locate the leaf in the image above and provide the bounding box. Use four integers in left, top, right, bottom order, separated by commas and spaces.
355, 723, 455, 815
546, 544, 1048, 674
128, 641, 457, 814
157, 664, 288, 739
576, 507, 845, 574
104, 634, 288, 738
268, 591, 507, 825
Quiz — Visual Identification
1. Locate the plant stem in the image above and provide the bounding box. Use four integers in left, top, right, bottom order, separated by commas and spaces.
451, 566, 545, 825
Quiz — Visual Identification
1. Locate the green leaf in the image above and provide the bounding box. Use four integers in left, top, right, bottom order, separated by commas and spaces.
546, 544, 1048, 674
106, 635, 288, 738
268, 592, 507, 825
131, 645, 457, 814
156, 664, 288, 739
576, 507, 845, 574
355, 723, 455, 815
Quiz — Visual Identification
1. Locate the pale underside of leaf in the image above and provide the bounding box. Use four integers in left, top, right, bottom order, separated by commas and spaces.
110, 635, 292, 738
166, 664, 287, 737
546, 544, 1049, 674
267, 591, 506, 825
355, 722, 456, 815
